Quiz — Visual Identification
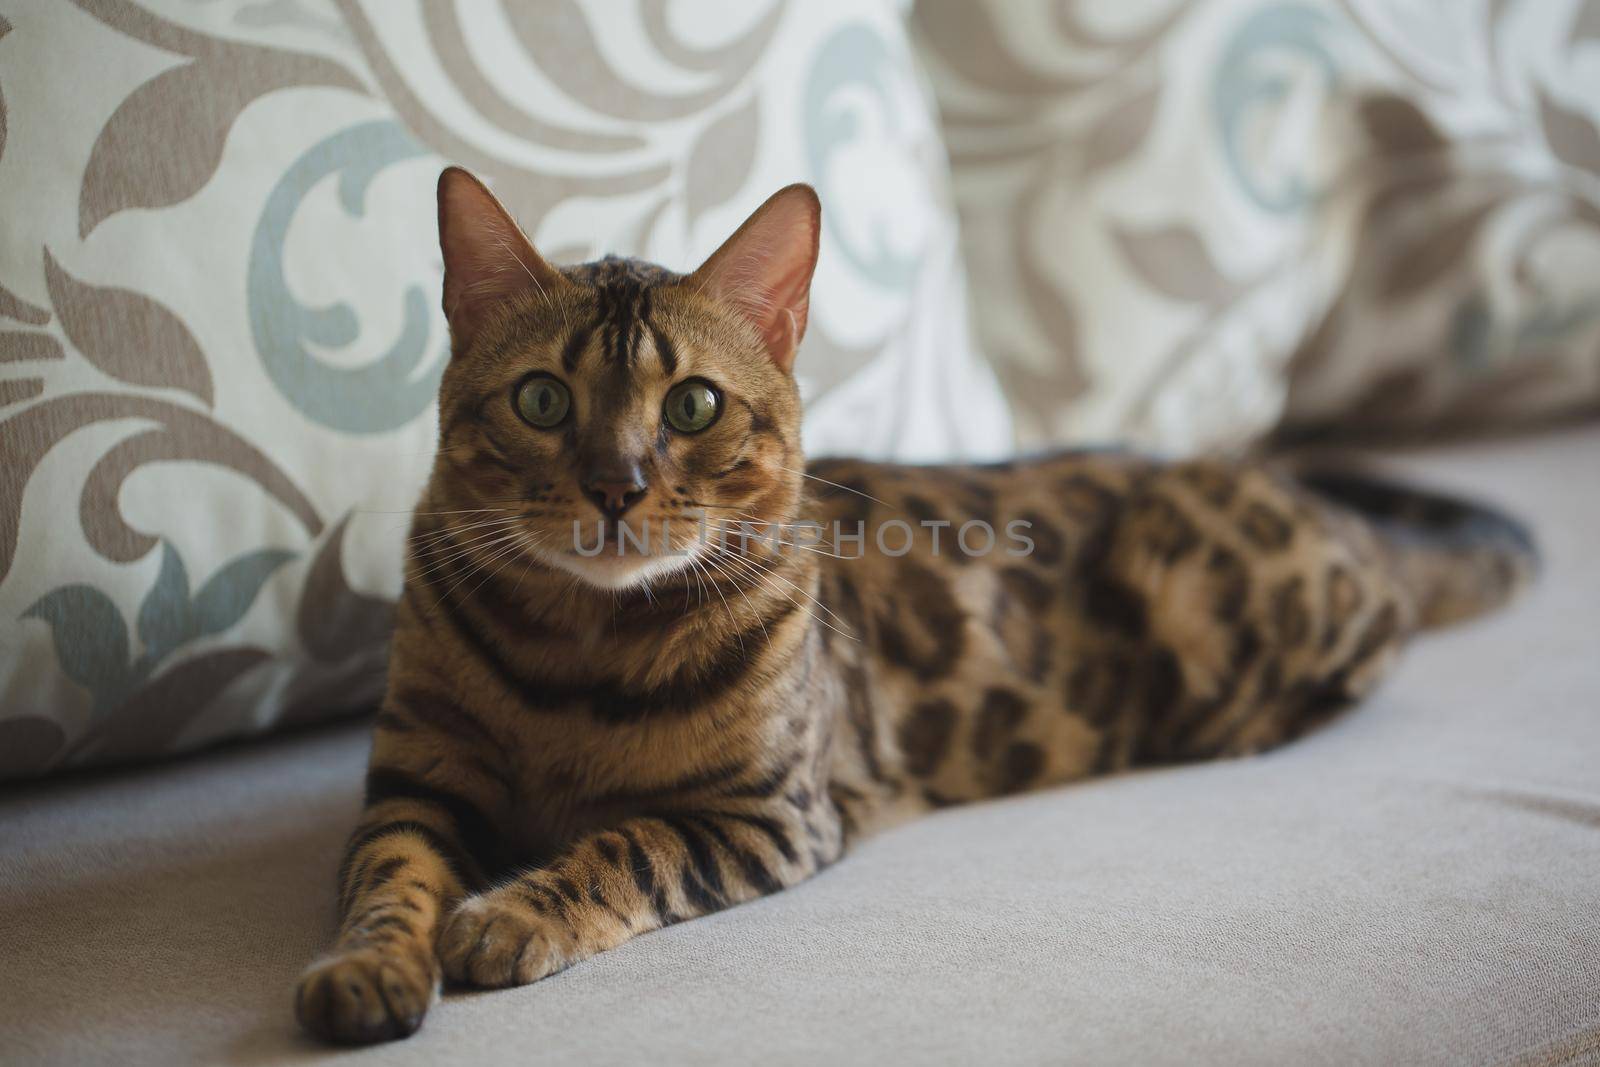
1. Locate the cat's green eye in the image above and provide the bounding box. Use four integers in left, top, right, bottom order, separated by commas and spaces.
663, 379, 721, 434
514, 375, 571, 428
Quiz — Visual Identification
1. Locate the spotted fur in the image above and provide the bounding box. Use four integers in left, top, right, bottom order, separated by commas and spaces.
294, 171, 1537, 1044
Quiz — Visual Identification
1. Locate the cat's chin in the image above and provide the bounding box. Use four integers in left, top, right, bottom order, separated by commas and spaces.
539, 549, 695, 592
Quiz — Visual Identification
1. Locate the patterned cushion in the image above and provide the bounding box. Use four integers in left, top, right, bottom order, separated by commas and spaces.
1279, 2, 1600, 436
0, 0, 1010, 780
911, 0, 1600, 449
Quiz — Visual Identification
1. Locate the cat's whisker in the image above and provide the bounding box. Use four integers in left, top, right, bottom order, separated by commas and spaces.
409, 529, 527, 587
681, 559, 696, 613
710, 545, 854, 636
680, 501, 825, 531
430, 528, 538, 610
511, 533, 546, 597
383, 491, 540, 511
496, 235, 572, 333
409, 519, 531, 563
695, 552, 767, 650
408, 541, 518, 594
458, 530, 540, 608
662, 534, 736, 617
693, 552, 746, 658
774, 466, 895, 510
401, 445, 467, 459
384, 507, 530, 541
683, 509, 859, 559
705, 548, 853, 645
397, 510, 535, 545
407, 493, 556, 513
407, 506, 522, 517
409, 515, 529, 549
706, 542, 832, 620
722, 562, 772, 649
407, 530, 526, 580
701, 520, 854, 560
710, 556, 771, 646
682, 553, 714, 621
666, 533, 713, 616
357, 504, 519, 517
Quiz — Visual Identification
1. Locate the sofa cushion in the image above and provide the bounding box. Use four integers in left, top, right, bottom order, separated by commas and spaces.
912, 0, 1600, 450
2, 422, 1596, 1065
0, 0, 1009, 781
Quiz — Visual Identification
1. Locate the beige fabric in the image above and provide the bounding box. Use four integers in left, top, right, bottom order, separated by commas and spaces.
0, 0, 1010, 781
3, 424, 1598, 1066
912, 0, 1600, 450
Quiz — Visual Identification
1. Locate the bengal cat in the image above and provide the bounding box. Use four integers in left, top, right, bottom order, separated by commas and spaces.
294, 167, 1536, 1044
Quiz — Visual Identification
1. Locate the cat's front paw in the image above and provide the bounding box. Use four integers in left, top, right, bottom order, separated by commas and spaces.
438, 891, 569, 988
295, 945, 436, 1045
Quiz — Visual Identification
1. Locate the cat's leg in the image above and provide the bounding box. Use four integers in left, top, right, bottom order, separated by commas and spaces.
438, 804, 834, 988
295, 699, 512, 1044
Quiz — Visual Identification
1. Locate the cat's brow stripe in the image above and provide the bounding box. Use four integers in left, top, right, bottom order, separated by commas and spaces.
573, 256, 673, 369
648, 323, 679, 376
559, 323, 594, 373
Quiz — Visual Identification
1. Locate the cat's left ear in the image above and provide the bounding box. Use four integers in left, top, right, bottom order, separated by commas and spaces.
688, 184, 821, 373
437, 166, 569, 354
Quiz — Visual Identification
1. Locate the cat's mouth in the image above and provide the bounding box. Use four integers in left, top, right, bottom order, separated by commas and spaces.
534, 515, 703, 591
583, 518, 654, 553
564, 515, 697, 554
543, 548, 698, 592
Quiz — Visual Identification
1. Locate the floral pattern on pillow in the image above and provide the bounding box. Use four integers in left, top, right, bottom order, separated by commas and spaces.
0, 0, 1010, 780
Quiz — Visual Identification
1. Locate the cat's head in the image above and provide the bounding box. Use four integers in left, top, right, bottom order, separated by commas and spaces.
427, 166, 820, 592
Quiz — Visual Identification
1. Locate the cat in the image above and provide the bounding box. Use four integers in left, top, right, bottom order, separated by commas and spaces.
294, 167, 1536, 1044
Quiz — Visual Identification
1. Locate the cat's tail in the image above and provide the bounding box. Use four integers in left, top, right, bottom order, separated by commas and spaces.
1295, 467, 1539, 629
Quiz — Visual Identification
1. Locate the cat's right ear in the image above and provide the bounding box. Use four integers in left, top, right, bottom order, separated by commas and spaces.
437, 166, 568, 354
688, 184, 821, 373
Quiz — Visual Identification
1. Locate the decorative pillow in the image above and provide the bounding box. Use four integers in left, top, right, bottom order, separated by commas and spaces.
910, 0, 1600, 450
1278, 1, 1600, 436
911, 0, 1347, 453
0, 0, 1009, 781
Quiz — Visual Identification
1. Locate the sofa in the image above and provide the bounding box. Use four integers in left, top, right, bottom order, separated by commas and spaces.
5, 421, 1599, 1065
2, 2, 1598, 1064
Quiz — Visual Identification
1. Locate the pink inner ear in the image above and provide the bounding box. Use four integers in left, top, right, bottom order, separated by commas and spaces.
437, 167, 564, 349
692, 185, 821, 370
759, 309, 802, 373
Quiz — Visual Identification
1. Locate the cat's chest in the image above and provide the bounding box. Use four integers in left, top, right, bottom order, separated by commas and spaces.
502, 790, 614, 867
495, 707, 782, 862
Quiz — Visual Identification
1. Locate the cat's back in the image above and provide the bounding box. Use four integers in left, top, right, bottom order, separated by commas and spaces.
800, 447, 1156, 710
803, 448, 1154, 590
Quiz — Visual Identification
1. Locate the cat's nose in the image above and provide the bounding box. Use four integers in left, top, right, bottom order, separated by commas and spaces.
582, 470, 647, 518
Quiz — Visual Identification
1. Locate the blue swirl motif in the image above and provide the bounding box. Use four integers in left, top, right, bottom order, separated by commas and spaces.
1212, 5, 1344, 214
248, 119, 444, 433
803, 24, 918, 291
1452, 292, 1600, 372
